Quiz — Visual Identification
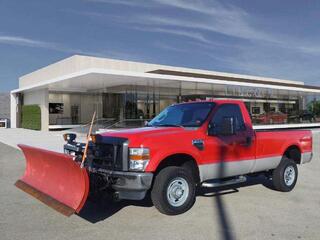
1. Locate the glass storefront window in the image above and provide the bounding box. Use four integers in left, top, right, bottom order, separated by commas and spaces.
49, 92, 102, 125
48, 81, 320, 129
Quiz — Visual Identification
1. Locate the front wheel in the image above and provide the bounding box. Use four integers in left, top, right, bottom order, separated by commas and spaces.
272, 157, 298, 192
151, 166, 196, 215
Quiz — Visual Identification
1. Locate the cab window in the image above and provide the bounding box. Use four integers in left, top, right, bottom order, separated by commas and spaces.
210, 104, 246, 133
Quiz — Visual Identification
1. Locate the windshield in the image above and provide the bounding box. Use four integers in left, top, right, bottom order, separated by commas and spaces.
148, 102, 215, 127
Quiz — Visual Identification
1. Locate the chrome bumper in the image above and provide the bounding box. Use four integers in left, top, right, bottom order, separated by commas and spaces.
301, 152, 313, 164
109, 171, 153, 200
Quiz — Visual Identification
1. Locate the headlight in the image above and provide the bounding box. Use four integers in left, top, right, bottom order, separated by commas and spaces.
129, 148, 150, 171
63, 133, 77, 143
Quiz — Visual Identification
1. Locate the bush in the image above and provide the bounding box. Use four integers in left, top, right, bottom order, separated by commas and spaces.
21, 105, 41, 130
314, 101, 320, 117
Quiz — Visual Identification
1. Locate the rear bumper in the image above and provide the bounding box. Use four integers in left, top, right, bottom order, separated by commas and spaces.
106, 170, 153, 200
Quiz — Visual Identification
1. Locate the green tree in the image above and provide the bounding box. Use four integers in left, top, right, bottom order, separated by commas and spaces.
308, 100, 320, 117
314, 101, 320, 117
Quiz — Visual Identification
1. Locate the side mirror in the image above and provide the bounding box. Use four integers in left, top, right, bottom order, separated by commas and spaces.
220, 117, 235, 136
208, 117, 235, 136
144, 120, 149, 126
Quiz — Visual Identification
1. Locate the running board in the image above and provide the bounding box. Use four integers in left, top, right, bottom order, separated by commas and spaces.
201, 176, 247, 188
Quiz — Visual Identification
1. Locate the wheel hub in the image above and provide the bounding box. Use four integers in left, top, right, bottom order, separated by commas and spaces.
167, 177, 189, 207
284, 166, 295, 186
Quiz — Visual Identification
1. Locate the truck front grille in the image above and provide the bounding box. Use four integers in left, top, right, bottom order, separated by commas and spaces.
91, 136, 129, 171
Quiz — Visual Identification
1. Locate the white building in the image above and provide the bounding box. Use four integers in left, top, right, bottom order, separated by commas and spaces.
11, 55, 320, 131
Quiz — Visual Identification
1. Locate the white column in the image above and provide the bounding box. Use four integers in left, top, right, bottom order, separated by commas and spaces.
41, 88, 49, 131
10, 92, 17, 128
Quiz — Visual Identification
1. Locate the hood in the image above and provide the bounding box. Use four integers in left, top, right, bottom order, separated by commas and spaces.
99, 127, 193, 145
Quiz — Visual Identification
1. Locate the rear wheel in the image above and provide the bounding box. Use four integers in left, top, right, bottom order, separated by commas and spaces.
272, 157, 298, 192
151, 166, 196, 215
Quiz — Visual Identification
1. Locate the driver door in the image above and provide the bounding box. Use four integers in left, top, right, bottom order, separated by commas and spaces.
202, 104, 256, 180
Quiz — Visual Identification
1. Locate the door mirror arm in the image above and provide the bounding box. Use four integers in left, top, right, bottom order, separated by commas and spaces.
207, 124, 216, 136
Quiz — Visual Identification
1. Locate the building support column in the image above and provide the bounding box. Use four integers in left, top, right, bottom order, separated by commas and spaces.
10, 92, 18, 128
41, 88, 49, 131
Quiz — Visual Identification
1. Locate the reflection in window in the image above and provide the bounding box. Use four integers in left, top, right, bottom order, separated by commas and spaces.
149, 102, 215, 127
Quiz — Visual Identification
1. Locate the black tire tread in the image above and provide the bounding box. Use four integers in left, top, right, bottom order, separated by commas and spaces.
151, 166, 196, 215
272, 157, 298, 192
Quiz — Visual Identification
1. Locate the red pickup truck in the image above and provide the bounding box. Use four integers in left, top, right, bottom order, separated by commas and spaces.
16, 100, 314, 216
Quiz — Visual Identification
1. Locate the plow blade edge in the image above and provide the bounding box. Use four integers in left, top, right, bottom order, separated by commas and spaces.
15, 144, 89, 216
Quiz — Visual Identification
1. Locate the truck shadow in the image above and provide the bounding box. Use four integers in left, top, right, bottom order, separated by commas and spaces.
78, 175, 274, 224
78, 194, 153, 223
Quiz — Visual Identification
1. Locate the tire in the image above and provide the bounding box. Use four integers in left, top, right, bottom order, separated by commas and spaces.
272, 157, 298, 192
151, 166, 196, 215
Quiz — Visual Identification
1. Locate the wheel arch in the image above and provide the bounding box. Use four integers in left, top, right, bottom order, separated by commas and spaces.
283, 145, 302, 164
155, 153, 200, 184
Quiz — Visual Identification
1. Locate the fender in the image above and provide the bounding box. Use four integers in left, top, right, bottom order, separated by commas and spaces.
280, 132, 312, 156
145, 149, 201, 172
280, 142, 302, 157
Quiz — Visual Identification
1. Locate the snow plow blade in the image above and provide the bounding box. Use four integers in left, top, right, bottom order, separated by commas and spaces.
15, 144, 89, 216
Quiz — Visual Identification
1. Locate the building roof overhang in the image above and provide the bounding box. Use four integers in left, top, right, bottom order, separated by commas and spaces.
11, 68, 320, 94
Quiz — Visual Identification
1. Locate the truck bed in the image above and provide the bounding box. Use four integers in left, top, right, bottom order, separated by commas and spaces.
253, 123, 320, 131
255, 125, 320, 163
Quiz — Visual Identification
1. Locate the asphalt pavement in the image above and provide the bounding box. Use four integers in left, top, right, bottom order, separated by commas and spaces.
0, 141, 320, 240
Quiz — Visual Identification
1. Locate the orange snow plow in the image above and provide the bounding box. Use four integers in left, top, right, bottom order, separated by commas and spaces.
15, 144, 89, 216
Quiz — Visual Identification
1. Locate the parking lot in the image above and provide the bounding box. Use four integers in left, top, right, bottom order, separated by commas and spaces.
1, 129, 320, 240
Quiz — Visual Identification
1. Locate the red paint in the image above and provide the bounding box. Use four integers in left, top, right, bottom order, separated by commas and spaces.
18, 144, 89, 213
102, 100, 313, 171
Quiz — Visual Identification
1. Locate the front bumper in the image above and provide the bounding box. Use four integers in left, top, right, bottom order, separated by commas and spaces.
104, 170, 153, 200
64, 137, 153, 200
301, 152, 313, 164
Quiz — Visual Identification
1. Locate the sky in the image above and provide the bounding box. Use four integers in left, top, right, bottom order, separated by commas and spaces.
0, 0, 320, 92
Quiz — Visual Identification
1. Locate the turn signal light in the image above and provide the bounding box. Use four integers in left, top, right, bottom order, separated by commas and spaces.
91, 134, 97, 143
129, 148, 150, 171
